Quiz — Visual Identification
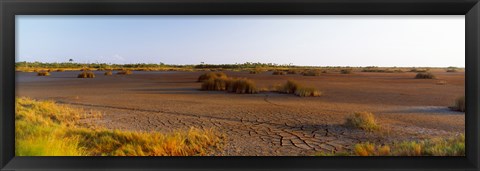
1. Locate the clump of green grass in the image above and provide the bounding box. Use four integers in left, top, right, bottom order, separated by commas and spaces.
340, 69, 353, 74
78, 71, 95, 78
37, 71, 50, 76
197, 72, 227, 82
302, 70, 320, 76
117, 70, 133, 75
345, 112, 380, 131
104, 71, 113, 76
294, 87, 322, 97
450, 96, 465, 112
15, 97, 224, 156
272, 71, 286, 75
415, 72, 435, 79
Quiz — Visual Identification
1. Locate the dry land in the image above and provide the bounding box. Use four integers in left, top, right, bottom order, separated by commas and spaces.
16, 69, 465, 156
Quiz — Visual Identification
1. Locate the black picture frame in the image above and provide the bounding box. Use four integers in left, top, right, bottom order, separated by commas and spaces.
1, 0, 479, 170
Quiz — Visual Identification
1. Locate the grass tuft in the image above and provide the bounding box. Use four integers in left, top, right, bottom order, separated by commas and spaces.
340, 69, 353, 74
37, 71, 50, 76
226, 78, 258, 94
272, 71, 286, 75
345, 112, 380, 131
104, 71, 113, 76
294, 87, 322, 97
415, 72, 435, 79
197, 72, 227, 82
78, 71, 96, 78
451, 96, 465, 112
302, 70, 320, 76
117, 70, 133, 75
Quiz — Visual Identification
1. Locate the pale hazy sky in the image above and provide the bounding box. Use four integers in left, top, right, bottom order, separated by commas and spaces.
16, 15, 465, 67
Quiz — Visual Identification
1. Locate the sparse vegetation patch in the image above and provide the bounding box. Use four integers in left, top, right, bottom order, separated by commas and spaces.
415, 72, 435, 79
197, 72, 227, 82
78, 71, 95, 78
37, 71, 50, 76
345, 112, 380, 131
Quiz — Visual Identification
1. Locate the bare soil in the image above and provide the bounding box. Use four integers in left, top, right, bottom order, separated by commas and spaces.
16, 69, 465, 156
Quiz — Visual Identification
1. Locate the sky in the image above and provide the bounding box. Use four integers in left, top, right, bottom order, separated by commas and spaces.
16, 15, 465, 67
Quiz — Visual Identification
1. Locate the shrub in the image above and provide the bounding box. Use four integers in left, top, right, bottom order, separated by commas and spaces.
272, 71, 286, 75
249, 68, 264, 74
415, 72, 435, 79
451, 96, 465, 112
340, 69, 353, 74
78, 71, 95, 78
302, 70, 320, 76
446, 69, 457, 72
278, 80, 301, 94
201, 77, 229, 91
287, 70, 298, 74
117, 70, 133, 75
197, 72, 227, 82
37, 71, 50, 76
226, 78, 258, 94
345, 112, 380, 131
104, 71, 113, 76
294, 87, 322, 97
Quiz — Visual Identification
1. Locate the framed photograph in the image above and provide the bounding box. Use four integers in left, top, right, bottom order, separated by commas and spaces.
1, 0, 479, 170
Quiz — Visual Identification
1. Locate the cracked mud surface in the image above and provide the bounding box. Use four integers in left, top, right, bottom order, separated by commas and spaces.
16, 70, 465, 156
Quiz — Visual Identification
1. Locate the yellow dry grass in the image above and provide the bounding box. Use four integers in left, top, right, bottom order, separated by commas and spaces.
15, 97, 224, 156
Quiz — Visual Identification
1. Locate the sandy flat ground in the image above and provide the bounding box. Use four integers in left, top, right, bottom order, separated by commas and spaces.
16, 70, 465, 156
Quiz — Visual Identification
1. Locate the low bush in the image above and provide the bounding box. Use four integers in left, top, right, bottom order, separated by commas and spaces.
78, 71, 95, 78
340, 69, 353, 74
226, 78, 258, 94
201, 77, 229, 91
294, 87, 322, 97
104, 71, 113, 76
415, 72, 435, 79
272, 71, 286, 75
287, 70, 298, 74
278, 80, 301, 94
302, 70, 320, 76
345, 112, 380, 131
37, 71, 50, 76
197, 72, 227, 82
117, 70, 133, 75
451, 96, 465, 112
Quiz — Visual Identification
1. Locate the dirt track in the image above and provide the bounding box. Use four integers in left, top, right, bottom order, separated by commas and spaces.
16, 70, 465, 156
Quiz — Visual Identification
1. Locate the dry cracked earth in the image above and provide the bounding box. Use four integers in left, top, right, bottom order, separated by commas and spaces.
16, 70, 465, 156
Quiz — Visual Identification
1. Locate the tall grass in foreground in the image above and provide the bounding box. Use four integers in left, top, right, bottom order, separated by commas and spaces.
315, 134, 464, 156
353, 135, 464, 156
15, 97, 223, 156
